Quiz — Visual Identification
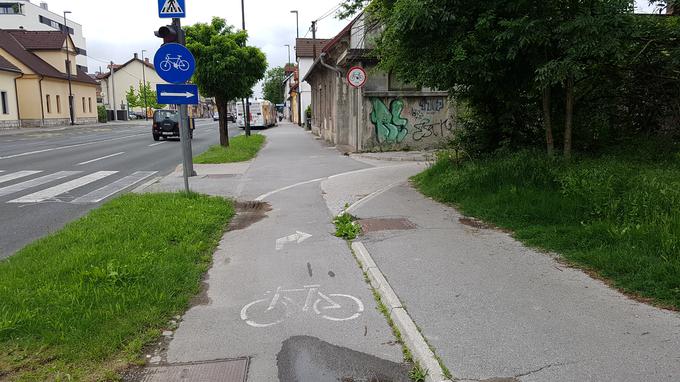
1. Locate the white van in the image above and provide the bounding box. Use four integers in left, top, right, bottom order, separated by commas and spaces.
236, 100, 276, 128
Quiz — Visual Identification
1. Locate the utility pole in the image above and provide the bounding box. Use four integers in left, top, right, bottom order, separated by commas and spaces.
110, 61, 117, 121
311, 20, 317, 58
241, 0, 251, 137
63, 11, 74, 125
141, 50, 148, 120
173, 17, 195, 192
290, 10, 299, 38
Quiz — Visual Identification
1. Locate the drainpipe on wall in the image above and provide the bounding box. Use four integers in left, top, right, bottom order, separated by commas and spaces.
13, 73, 23, 126
319, 53, 343, 77
38, 76, 45, 126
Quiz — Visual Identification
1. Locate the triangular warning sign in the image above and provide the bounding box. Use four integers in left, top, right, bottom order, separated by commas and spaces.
161, 0, 183, 14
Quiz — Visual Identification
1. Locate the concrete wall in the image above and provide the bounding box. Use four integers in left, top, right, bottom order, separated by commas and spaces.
0, 71, 20, 127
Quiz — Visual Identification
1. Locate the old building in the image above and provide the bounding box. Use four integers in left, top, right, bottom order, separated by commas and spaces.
303, 13, 454, 152
0, 56, 21, 128
0, 28, 98, 126
296, 38, 329, 126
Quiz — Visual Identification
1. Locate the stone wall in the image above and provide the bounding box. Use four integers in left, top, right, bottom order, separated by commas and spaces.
0, 120, 20, 129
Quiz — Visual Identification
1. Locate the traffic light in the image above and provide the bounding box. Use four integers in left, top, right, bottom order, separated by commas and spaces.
154, 25, 180, 45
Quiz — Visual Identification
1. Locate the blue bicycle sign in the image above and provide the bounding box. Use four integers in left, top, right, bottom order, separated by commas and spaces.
154, 43, 195, 84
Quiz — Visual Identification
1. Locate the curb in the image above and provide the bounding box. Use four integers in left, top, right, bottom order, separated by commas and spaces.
350, 153, 436, 163
352, 242, 453, 382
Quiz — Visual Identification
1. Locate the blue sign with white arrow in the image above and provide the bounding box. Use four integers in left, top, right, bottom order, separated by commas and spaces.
157, 84, 199, 105
158, 0, 185, 18
154, 43, 195, 84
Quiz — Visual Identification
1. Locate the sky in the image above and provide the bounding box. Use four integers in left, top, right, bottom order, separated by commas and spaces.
37, 0, 665, 96
40, 0, 349, 97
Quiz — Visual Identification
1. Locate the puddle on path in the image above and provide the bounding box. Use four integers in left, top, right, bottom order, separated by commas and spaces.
229, 201, 272, 231
277, 336, 410, 382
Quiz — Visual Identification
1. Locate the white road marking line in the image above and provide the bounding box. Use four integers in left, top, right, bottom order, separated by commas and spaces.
0, 171, 43, 185
8, 171, 117, 203
275, 231, 312, 250
0, 133, 146, 160
72, 171, 158, 204
77, 152, 125, 166
0, 171, 81, 198
148, 141, 167, 147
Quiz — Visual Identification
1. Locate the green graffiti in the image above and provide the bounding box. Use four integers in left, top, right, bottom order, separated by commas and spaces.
370, 98, 409, 144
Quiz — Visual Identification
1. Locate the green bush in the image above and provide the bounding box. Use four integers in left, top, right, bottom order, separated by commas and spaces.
97, 105, 107, 123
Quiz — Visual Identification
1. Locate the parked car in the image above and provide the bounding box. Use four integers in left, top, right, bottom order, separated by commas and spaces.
128, 111, 138, 120
213, 112, 219, 121
152, 110, 193, 141
227, 112, 236, 122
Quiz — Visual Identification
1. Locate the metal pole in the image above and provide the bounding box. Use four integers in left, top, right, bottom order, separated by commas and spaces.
285, 44, 291, 65
110, 61, 117, 121
173, 17, 195, 192
141, 50, 148, 120
290, 10, 299, 38
63, 11, 74, 125
241, 0, 251, 137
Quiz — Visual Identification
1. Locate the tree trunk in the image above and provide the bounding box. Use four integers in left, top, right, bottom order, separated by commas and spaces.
542, 87, 554, 157
216, 97, 230, 147
564, 76, 574, 159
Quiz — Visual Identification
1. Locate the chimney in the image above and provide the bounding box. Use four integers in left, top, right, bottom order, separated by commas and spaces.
134, 53, 138, 59
39, 2, 48, 11
145, 58, 150, 64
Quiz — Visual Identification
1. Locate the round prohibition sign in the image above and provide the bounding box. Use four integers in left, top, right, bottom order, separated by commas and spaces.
347, 66, 367, 88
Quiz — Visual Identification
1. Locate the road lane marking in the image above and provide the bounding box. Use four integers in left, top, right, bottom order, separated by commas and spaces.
275, 231, 312, 250
72, 171, 158, 204
0, 171, 43, 185
148, 141, 167, 147
0, 133, 146, 160
9, 171, 117, 203
0, 171, 81, 198
77, 152, 125, 166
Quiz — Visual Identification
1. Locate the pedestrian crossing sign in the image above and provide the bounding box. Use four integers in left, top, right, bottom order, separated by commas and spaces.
158, 0, 185, 18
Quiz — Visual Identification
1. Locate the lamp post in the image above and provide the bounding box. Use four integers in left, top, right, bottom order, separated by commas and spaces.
63, 11, 74, 125
290, 10, 302, 126
241, 0, 251, 136
284, 44, 291, 65
290, 10, 299, 38
141, 49, 148, 120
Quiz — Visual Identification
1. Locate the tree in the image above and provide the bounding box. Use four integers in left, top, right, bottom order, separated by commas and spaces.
137, 81, 164, 111
263, 66, 286, 105
125, 86, 139, 109
185, 18, 267, 147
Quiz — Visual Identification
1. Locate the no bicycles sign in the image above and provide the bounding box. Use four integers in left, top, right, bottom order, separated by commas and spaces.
347, 66, 367, 88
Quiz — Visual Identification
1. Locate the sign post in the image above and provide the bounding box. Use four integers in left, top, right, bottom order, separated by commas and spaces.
155, 2, 196, 193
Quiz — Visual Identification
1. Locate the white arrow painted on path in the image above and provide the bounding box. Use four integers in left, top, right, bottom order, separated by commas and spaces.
160, 91, 195, 98
276, 231, 313, 251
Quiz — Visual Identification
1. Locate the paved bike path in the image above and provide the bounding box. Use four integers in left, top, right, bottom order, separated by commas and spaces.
164, 124, 407, 381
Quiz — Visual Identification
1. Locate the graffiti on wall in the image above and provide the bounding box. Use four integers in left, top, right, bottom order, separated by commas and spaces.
370, 97, 453, 146
370, 98, 409, 144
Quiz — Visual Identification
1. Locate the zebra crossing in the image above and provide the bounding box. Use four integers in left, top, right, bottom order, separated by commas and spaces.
0, 169, 158, 204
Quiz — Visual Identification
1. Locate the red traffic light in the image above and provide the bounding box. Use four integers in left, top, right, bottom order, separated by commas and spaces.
154, 25, 179, 44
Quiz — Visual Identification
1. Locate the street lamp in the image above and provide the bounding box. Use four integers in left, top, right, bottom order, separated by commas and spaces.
141, 49, 148, 120
63, 10, 74, 125
284, 44, 291, 65
290, 10, 299, 38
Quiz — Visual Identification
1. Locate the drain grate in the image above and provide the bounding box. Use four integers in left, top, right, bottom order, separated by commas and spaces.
133, 358, 249, 382
358, 218, 416, 233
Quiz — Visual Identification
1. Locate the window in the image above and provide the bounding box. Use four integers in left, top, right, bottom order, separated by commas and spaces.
1, 91, 8, 114
46, 95, 51, 113
38, 15, 74, 34
88, 98, 92, 113
82, 97, 86, 113
56, 95, 61, 113
0, 3, 23, 15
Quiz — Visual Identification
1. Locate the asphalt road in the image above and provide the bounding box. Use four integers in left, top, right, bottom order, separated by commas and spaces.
0, 119, 239, 258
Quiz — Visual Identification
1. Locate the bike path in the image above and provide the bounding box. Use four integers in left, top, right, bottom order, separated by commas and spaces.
163, 124, 408, 381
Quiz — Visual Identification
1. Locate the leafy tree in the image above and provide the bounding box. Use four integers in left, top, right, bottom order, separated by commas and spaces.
185, 17, 267, 146
137, 81, 164, 111
125, 86, 139, 109
263, 66, 286, 105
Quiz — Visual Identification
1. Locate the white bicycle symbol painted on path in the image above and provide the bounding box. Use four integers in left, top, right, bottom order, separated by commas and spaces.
159, 54, 190, 72
240, 285, 364, 328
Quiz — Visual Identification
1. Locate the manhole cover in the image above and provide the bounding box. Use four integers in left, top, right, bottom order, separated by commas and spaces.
357, 218, 416, 233
132, 358, 249, 382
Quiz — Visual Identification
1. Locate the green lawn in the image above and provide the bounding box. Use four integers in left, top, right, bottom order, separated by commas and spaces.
413, 149, 680, 310
0, 193, 234, 381
193, 134, 265, 164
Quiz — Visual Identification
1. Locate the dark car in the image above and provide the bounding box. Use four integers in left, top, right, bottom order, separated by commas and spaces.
152, 110, 192, 141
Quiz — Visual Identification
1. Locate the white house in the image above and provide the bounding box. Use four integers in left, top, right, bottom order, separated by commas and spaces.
0, 1, 88, 70
295, 38, 329, 126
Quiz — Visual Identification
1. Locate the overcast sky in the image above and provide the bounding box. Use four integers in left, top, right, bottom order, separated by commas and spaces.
39, 0, 664, 96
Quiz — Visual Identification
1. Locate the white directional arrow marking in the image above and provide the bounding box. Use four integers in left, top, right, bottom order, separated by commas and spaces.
275, 231, 313, 251
160, 91, 195, 98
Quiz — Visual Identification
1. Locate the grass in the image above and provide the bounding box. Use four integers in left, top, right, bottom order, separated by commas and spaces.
193, 134, 265, 164
0, 193, 234, 381
333, 212, 362, 240
413, 148, 680, 310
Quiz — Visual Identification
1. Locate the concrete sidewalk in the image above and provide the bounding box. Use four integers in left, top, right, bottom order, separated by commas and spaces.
348, 182, 680, 382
